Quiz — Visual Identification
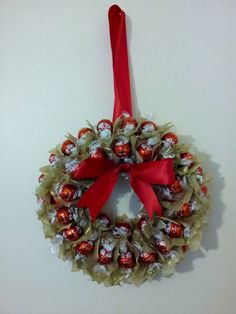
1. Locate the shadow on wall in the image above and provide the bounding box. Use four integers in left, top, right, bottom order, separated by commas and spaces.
175, 135, 225, 274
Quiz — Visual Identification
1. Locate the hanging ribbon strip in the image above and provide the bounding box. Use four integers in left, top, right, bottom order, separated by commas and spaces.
74, 5, 175, 221
75, 158, 175, 221
109, 5, 133, 121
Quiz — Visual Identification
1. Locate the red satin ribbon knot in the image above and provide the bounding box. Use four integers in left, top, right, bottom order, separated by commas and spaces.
74, 158, 175, 221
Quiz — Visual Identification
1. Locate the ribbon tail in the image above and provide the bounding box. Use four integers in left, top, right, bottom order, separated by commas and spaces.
77, 168, 119, 221
130, 175, 163, 219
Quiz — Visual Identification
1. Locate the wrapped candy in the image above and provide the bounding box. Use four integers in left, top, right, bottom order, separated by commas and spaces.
76, 240, 94, 256
63, 225, 82, 241
163, 222, 184, 238
180, 152, 194, 167
64, 159, 80, 175
98, 235, 116, 265
69, 206, 81, 222
56, 207, 74, 224
177, 202, 192, 218
112, 137, 131, 158
196, 166, 203, 175
196, 166, 204, 184
61, 139, 76, 156
140, 121, 157, 133
183, 226, 191, 238
90, 148, 105, 159
169, 176, 184, 194
117, 241, 136, 269
89, 140, 105, 159
166, 250, 179, 260
154, 240, 171, 254
97, 119, 113, 139
49, 153, 58, 165
98, 249, 113, 264
200, 185, 208, 197
97, 119, 113, 132
121, 116, 137, 133
164, 201, 194, 219
134, 242, 157, 265
157, 186, 174, 202
75, 232, 98, 258
153, 232, 172, 254
137, 143, 153, 161
118, 251, 136, 268
57, 184, 81, 202
146, 136, 159, 146
137, 216, 148, 232
139, 252, 157, 264
49, 235, 64, 255
159, 136, 176, 159
96, 213, 111, 228
68, 164, 82, 181
162, 132, 178, 145
47, 210, 57, 224
77, 127, 94, 145
146, 262, 162, 275
113, 222, 131, 237
78, 127, 93, 139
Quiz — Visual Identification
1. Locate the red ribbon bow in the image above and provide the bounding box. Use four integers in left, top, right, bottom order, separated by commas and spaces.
73, 158, 175, 221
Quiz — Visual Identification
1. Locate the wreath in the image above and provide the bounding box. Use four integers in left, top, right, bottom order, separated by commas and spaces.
36, 5, 210, 286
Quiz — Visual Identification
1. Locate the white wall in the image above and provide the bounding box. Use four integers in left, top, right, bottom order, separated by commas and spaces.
0, 1, 235, 314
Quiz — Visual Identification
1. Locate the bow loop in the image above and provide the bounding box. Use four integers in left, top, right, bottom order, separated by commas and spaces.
131, 159, 175, 184
73, 158, 175, 221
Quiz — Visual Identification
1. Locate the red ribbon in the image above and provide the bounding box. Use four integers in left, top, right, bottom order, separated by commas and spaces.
72, 6, 175, 221
74, 158, 175, 221
109, 5, 132, 122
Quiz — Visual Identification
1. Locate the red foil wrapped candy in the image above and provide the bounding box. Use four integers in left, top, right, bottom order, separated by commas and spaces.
97, 119, 113, 139
165, 222, 184, 238
137, 143, 153, 161
169, 176, 184, 194
140, 121, 157, 133
162, 132, 178, 145
61, 139, 76, 156
78, 127, 93, 139
58, 184, 80, 202
118, 250, 136, 269
56, 207, 73, 224
180, 152, 194, 167
121, 116, 138, 133
76, 240, 94, 256
63, 225, 82, 241
113, 137, 131, 158
138, 252, 157, 265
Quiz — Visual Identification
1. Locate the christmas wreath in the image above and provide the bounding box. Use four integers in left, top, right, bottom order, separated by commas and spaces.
36, 5, 210, 286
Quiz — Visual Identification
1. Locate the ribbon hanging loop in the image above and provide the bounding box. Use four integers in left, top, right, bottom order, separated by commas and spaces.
108, 5, 132, 121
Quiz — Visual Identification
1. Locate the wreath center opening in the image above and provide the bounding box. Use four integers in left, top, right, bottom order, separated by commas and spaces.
102, 175, 143, 219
